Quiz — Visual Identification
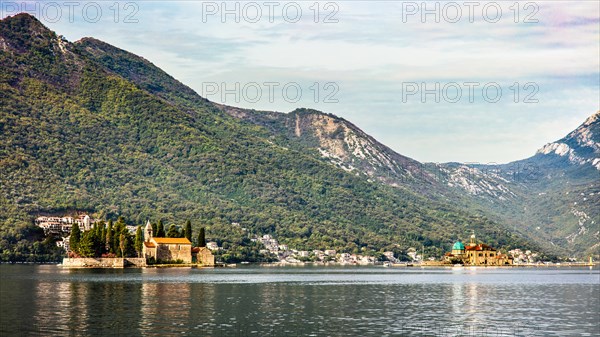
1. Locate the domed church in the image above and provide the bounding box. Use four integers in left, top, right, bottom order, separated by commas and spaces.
444, 232, 513, 266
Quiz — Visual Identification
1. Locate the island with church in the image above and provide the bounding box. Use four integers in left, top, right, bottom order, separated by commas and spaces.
46, 215, 216, 268
442, 231, 514, 266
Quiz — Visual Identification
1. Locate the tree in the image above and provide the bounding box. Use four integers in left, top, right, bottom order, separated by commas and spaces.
119, 233, 126, 258
94, 222, 102, 239
106, 221, 113, 253
112, 221, 122, 253
184, 220, 192, 241
156, 220, 165, 237
99, 221, 106, 254
151, 223, 157, 236
197, 227, 206, 247
166, 224, 180, 238
134, 226, 143, 257
69, 223, 81, 253
79, 231, 95, 257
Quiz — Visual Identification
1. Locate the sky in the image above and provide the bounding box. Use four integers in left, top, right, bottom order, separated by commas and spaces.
3, 0, 599, 163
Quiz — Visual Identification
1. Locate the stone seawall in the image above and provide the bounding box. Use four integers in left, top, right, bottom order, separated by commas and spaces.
61, 258, 146, 268
125, 258, 147, 267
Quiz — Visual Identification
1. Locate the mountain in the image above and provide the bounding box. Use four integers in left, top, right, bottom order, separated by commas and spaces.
221, 95, 600, 258
0, 13, 536, 261
534, 112, 600, 171
500, 113, 599, 257
434, 113, 600, 258
218, 105, 441, 190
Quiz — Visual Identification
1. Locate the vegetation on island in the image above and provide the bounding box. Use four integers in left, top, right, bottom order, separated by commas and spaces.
67, 218, 138, 258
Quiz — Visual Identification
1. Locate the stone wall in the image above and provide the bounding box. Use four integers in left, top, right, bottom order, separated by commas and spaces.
62, 258, 146, 268
157, 244, 192, 263
124, 258, 147, 267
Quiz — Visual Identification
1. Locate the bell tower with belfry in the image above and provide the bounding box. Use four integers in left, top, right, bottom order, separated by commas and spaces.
469, 230, 477, 247
144, 220, 153, 242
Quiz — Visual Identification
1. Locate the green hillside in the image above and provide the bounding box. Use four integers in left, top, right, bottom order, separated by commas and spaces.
0, 13, 539, 261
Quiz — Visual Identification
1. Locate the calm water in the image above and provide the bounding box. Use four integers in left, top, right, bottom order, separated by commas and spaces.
0, 265, 598, 337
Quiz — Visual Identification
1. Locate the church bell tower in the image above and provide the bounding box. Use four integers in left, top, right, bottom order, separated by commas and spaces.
144, 220, 153, 242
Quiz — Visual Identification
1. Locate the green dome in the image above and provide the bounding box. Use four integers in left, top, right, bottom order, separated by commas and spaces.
452, 241, 465, 250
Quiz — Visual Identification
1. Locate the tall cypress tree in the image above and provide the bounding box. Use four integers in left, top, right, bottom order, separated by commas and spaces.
119, 233, 126, 258
197, 227, 206, 247
69, 223, 81, 253
135, 226, 143, 257
184, 220, 192, 241
99, 222, 106, 255
166, 224, 179, 238
79, 231, 95, 257
94, 222, 101, 238
91, 223, 101, 257
106, 220, 114, 254
112, 221, 121, 254
157, 220, 165, 237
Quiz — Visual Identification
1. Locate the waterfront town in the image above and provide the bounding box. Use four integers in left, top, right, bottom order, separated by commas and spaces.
35, 214, 551, 267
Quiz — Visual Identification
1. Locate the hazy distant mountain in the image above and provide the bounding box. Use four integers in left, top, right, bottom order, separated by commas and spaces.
436, 113, 599, 258
1, 13, 536, 259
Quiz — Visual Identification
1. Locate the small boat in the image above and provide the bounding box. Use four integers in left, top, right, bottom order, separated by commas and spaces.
383, 261, 393, 267
453, 264, 464, 268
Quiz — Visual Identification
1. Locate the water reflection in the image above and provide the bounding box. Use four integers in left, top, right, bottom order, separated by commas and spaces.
451, 282, 463, 318
0, 266, 597, 336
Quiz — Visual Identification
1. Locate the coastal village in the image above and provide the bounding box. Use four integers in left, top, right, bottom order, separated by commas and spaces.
34, 214, 549, 267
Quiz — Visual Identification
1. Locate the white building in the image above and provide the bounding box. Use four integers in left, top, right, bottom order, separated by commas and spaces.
36, 215, 95, 235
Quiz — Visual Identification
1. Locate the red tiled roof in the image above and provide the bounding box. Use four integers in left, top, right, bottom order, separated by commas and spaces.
465, 244, 495, 251
152, 238, 191, 245
192, 247, 211, 253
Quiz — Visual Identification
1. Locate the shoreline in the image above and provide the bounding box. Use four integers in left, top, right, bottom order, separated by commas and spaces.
1, 260, 596, 269
263, 261, 598, 268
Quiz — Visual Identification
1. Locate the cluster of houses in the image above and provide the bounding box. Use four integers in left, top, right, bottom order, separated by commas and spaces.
252, 234, 383, 265
36, 215, 94, 234
508, 248, 538, 264
36, 214, 93, 252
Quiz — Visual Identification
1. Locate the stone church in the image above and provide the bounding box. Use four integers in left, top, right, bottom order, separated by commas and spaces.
142, 221, 192, 263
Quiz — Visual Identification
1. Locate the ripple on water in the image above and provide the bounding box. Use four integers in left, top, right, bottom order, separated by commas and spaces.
0, 265, 598, 336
